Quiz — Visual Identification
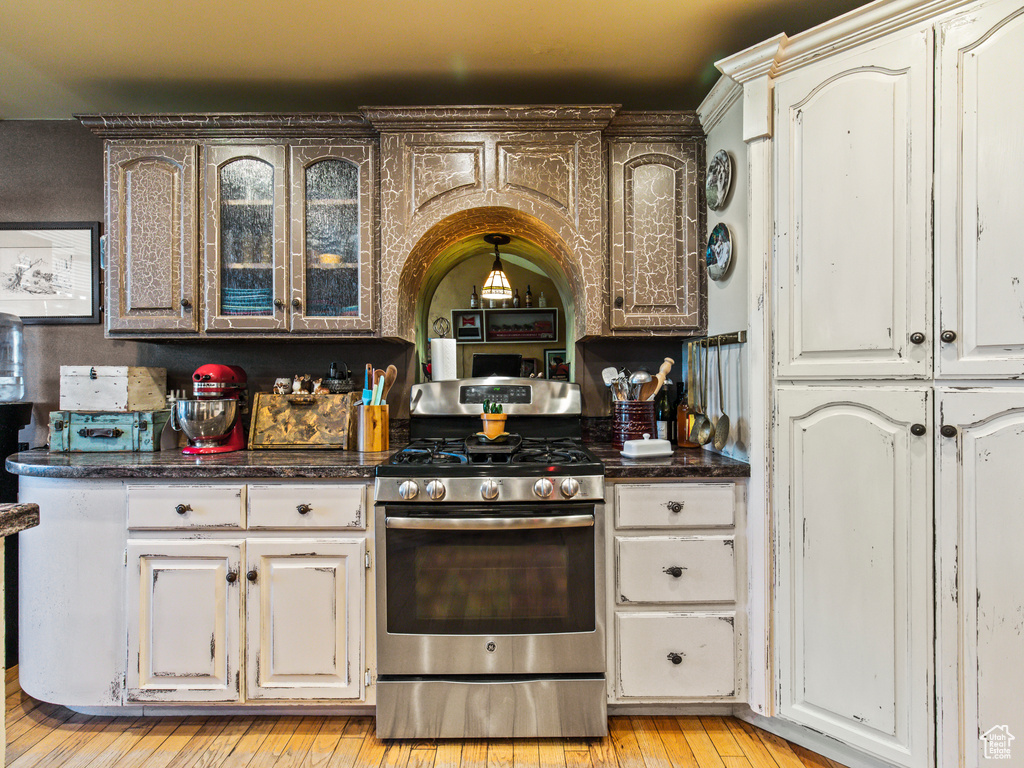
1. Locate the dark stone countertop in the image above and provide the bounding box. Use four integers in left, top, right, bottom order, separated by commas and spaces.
590, 444, 750, 478
0, 502, 40, 537
6, 449, 395, 479
8, 444, 749, 480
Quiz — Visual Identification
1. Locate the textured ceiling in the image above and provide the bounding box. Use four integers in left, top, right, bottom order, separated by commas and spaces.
0, 0, 871, 119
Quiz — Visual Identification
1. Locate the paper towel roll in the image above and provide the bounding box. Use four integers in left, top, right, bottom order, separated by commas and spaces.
430, 338, 458, 381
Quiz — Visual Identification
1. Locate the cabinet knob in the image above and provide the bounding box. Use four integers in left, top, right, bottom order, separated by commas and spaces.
296, 503, 311, 515
180, 298, 192, 309
175, 504, 192, 515
940, 330, 957, 343
667, 501, 683, 514
663, 566, 686, 578
247, 569, 258, 583
614, 296, 624, 309
291, 298, 302, 310
226, 571, 238, 584
909, 332, 925, 345
941, 425, 958, 438
667, 652, 684, 665
274, 299, 285, 310
910, 424, 926, 436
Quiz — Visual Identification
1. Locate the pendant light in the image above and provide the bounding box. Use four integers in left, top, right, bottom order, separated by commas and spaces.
480, 234, 512, 301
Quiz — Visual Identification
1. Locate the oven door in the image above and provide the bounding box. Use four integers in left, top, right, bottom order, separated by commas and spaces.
375, 502, 605, 676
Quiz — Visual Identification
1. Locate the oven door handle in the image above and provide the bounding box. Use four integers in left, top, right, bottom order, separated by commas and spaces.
385, 515, 594, 531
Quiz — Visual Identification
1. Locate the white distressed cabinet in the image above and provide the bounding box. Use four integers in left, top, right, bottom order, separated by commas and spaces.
610, 481, 744, 703
774, 386, 931, 768
773, 26, 932, 380
937, 389, 1024, 768
125, 481, 368, 705
935, 0, 1024, 378
127, 539, 242, 702
245, 539, 364, 700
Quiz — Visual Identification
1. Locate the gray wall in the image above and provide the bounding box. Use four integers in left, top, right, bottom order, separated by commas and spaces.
1, 120, 693, 437
0, 120, 413, 445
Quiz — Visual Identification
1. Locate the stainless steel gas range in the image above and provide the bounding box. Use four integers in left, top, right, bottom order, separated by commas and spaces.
374, 377, 607, 739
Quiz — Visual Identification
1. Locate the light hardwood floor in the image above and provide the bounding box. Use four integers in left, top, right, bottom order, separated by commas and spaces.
5, 668, 847, 768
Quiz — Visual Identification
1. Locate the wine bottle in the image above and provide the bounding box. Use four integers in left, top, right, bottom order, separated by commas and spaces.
513, 288, 521, 308
655, 388, 671, 441
470, 286, 479, 309
524, 285, 533, 307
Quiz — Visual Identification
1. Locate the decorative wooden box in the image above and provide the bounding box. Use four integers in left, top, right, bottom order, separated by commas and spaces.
248, 392, 360, 450
49, 410, 172, 452
59, 366, 167, 412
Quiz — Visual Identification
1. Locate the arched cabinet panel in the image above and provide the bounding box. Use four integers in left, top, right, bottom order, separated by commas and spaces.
775, 386, 931, 768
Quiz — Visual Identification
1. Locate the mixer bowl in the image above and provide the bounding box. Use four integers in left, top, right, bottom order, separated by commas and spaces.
174, 399, 239, 447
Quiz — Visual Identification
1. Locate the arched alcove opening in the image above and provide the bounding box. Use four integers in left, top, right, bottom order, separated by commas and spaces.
394, 207, 585, 381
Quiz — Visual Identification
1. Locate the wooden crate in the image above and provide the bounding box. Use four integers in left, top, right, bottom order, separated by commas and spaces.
59, 366, 167, 412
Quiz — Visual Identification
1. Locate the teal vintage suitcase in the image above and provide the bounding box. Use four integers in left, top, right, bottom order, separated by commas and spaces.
49, 410, 172, 452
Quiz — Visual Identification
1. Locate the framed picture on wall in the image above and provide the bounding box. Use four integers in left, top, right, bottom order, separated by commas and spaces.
0, 222, 101, 324
545, 349, 569, 380
452, 310, 483, 341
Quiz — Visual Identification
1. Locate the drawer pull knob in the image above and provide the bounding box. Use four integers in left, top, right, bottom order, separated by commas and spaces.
668, 501, 683, 514
247, 570, 258, 583
662, 566, 686, 578
296, 503, 311, 515
226, 571, 238, 584
941, 330, 957, 343
941, 425, 958, 438
175, 504, 192, 515
910, 423, 926, 436
667, 652, 684, 665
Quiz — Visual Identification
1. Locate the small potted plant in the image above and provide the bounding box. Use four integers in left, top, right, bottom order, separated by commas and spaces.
480, 400, 507, 440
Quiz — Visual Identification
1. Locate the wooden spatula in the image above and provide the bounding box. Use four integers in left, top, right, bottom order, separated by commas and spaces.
645, 358, 674, 400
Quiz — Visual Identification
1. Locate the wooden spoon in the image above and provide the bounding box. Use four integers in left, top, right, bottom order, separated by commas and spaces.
648, 358, 674, 400
382, 364, 397, 404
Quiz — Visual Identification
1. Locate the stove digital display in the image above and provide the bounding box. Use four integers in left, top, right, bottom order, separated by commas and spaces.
460, 385, 532, 405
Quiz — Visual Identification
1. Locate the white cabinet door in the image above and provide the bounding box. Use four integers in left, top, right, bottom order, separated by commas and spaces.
774, 28, 931, 380
775, 386, 931, 768
936, 389, 1024, 768
936, 0, 1024, 378
245, 538, 364, 700
127, 539, 242, 702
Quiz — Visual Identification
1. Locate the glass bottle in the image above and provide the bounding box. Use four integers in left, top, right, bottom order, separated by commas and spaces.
676, 382, 699, 448
470, 286, 479, 309
513, 288, 521, 308
0, 313, 24, 402
538, 291, 547, 307
655, 388, 671, 441
524, 285, 533, 307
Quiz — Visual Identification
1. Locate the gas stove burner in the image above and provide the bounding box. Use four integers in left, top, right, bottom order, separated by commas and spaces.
513, 447, 591, 465
392, 439, 469, 465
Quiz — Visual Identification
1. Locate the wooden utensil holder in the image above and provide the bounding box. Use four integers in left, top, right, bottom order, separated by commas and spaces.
356, 404, 389, 452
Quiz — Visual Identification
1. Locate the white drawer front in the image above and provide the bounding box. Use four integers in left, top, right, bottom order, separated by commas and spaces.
247, 484, 364, 530
127, 485, 245, 529
617, 536, 735, 604
615, 483, 735, 528
617, 613, 736, 699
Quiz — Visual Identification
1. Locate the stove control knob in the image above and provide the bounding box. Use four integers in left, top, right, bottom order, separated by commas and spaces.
398, 480, 419, 501
533, 478, 554, 498
426, 479, 447, 501
481, 479, 499, 501
560, 477, 581, 499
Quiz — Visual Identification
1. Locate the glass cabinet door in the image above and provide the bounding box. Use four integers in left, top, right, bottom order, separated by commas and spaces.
203, 145, 287, 331
289, 145, 375, 331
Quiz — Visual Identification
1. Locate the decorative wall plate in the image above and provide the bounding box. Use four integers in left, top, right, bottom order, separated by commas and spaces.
706, 150, 732, 211
706, 223, 732, 281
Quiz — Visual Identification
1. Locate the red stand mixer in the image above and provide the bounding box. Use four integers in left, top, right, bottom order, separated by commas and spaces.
179, 364, 248, 455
